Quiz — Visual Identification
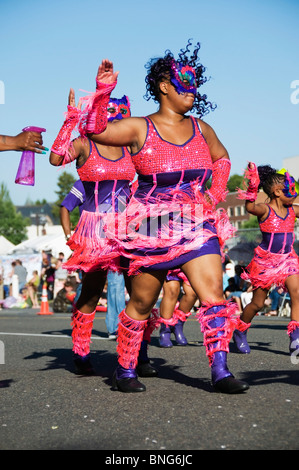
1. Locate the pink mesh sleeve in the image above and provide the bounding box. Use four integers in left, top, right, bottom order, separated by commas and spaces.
237, 162, 260, 201
51, 106, 80, 163
78, 79, 117, 136
206, 158, 231, 206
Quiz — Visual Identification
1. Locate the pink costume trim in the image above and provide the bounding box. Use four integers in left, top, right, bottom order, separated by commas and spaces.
78, 80, 117, 136
159, 304, 192, 326
117, 309, 148, 369
71, 308, 95, 357
112, 179, 236, 275
63, 140, 135, 273
196, 300, 239, 366
237, 317, 251, 332
205, 158, 231, 207
143, 308, 160, 342
51, 106, 81, 165
287, 320, 299, 336
63, 180, 120, 273
237, 162, 260, 201
241, 245, 299, 290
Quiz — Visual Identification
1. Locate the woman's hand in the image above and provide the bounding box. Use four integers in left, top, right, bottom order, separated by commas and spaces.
96, 59, 119, 85
68, 88, 82, 110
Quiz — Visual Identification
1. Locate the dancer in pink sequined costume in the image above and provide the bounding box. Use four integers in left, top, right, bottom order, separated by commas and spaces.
233, 162, 299, 357
49, 82, 158, 378
89, 42, 249, 394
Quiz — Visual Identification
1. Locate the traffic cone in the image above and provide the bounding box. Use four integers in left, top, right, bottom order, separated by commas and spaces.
37, 282, 53, 315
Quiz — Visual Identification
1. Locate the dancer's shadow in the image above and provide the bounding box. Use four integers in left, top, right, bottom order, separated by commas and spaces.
0, 379, 14, 389
24, 347, 118, 378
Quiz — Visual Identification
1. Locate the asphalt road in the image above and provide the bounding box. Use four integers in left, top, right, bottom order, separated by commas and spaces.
0, 307, 298, 453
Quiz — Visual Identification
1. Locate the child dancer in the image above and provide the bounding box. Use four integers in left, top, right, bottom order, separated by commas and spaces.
233, 162, 299, 356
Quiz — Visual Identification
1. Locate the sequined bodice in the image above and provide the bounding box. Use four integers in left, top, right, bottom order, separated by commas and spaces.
259, 205, 296, 253
131, 116, 212, 175
77, 140, 135, 182
259, 205, 296, 233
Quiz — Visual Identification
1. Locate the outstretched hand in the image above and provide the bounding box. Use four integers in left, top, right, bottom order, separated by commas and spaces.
68, 88, 82, 110
96, 59, 119, 84
248, 162, 256, 170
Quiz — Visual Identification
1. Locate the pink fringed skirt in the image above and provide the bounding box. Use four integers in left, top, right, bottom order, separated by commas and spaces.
108, 171, 236, 275
63, 210, 121, 273
242, 245, 299, 290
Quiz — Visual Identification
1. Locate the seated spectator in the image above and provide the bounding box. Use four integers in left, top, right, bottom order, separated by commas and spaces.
265, 286, 285, 316
26, 270, 40, 308
54, 256, 68, 298
224, 277, 242, 312
53, 281, 76, 313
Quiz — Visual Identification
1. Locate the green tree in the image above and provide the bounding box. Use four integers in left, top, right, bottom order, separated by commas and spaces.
0, 183, 29, 244
51, 171, 79, 228
227, 174, 243, 192
241, 216, 259, 229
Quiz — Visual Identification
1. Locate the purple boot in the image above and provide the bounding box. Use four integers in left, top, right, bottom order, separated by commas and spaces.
233, 320, 251, 354
137, 340, 158, 377
112, 365, 146, 393
159, 323, 173, 348
287, 321, 299, 355
171, 319, 188, 346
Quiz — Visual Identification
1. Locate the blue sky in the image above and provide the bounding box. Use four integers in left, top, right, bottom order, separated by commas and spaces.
1, 0, 298, 205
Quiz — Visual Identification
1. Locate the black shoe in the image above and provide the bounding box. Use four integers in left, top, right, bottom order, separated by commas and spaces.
136, 361, 158, 377
112, 372, 146, 393
73, 354, 95, 376
213, 376, 249, 394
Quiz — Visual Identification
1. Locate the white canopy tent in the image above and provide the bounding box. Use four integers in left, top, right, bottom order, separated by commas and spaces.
7, 232, 72, 259
0, 235, 15, 255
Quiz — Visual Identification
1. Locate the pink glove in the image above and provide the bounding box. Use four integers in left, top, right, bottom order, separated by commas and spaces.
237, 162, 260, 201
206, 158, 231, 206
78, 79, 117, 136
51, 106, 81, 163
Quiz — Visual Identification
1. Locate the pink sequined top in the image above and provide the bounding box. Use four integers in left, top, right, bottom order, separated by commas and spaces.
131, 116, 212, 175
259, 205, 296, 233
77, 140, 135, 182
259, 205, 296, 253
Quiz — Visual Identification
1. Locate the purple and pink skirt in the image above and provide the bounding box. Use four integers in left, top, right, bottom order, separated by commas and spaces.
242, 245, 299, 290
115, 169, 235, 275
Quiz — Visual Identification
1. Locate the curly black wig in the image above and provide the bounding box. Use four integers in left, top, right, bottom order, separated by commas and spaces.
144, 39, 216, 117
257, 165, 285, 197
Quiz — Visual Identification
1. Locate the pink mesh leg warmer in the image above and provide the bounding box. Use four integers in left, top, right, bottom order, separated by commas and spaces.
197, 300, 249, 392
117, 309, 148, 369
196, 300, 238, 366
159, 304, 192, 327
71, 309, 95, 357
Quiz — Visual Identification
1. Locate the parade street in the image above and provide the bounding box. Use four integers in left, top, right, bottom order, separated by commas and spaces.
0, 309, 298, 452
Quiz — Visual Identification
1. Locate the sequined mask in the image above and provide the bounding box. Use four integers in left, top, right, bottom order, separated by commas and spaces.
107, 96, 131, 122
170, 60, 197, 95
283, 172, 297, 198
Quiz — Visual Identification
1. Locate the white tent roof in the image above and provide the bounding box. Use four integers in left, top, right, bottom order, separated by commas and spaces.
0, 235, 15, 255
7, 233, 72, 259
